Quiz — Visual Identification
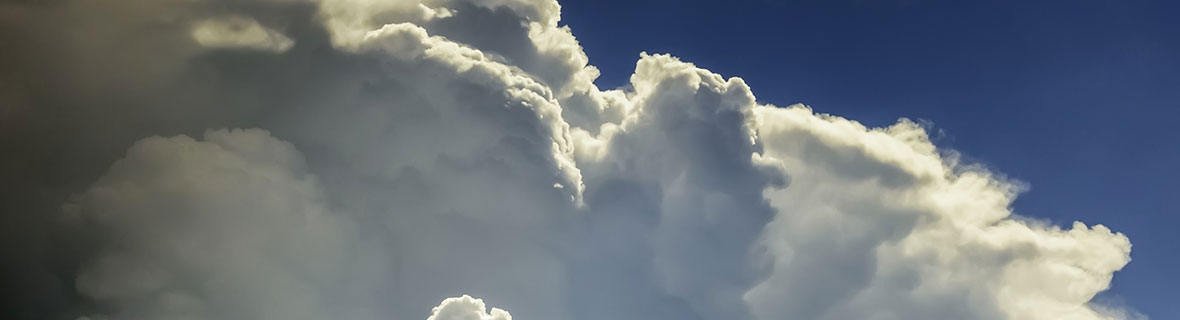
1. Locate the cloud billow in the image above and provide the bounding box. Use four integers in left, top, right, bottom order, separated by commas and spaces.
0, 0, 1135, 320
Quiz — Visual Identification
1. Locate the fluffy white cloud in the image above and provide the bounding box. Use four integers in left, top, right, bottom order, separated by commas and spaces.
0, 0, 1136, 320
568, 52, 1130, 320
428, 296, 512, 320
746, 105, 1132, 320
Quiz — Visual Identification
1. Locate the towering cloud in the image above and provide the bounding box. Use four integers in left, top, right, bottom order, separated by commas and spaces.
0, 0, 1136, 320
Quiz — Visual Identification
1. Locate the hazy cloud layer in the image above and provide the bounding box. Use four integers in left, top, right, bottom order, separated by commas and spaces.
0, 0, 1135, 320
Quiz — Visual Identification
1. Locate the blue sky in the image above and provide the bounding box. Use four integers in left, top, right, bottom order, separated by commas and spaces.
561, 0, 1178, 317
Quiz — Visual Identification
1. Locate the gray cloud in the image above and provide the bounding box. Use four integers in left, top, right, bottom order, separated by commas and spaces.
0, 0, 1136, 320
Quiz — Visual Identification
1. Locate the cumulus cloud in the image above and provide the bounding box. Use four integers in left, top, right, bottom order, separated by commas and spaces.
0, 0, 1136, 320
746, 106, 1132, 320
428, 296, 512, 320
64, 129, 364, 320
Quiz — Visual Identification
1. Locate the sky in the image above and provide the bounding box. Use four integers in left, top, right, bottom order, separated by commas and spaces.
559, 0, 1178, 317
0, 0, 1171, 319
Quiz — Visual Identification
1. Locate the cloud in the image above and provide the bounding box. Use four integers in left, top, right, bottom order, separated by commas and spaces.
190, 16, 295, 52
428, 296, 512, 320
746, 105, 1132, 320
0, 0, 1137, 320
64, 129, 364, 320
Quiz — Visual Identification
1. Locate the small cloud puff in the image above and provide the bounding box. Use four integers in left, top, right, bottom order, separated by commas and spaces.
428, 296, 513, 320
191, 15, 294, 52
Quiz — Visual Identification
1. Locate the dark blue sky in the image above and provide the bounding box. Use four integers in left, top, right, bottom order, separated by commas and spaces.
560, 0, 1178, 317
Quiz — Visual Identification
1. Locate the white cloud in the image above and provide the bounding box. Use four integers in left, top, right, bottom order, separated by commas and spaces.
746, 105, 1132, 320
0, 0, 1137, 320
428, 296, 513, 320
190, 15, 294, 52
